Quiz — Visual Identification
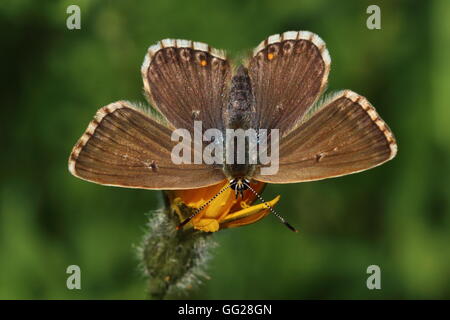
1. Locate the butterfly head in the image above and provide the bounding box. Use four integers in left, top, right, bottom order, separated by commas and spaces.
229, 177, 250, 199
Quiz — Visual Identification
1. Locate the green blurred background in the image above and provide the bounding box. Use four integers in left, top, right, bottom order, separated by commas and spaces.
1, 0, 449, 299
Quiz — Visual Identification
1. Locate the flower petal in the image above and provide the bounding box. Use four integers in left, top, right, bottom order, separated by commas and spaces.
219, 195, 281, 229
193, 218, 220, 232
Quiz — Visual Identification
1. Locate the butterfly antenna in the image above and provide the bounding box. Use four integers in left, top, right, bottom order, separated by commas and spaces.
244, 182, 299, 233
176, 183, 231, 230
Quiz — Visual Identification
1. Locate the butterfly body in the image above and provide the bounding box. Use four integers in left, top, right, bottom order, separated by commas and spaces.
223, 65, 257, 184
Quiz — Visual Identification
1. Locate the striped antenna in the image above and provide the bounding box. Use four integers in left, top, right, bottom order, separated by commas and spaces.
244, 182, 298, 233
176, 183, 231, 230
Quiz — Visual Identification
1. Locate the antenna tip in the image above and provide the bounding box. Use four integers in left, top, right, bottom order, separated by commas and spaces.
285, 222, 299, 233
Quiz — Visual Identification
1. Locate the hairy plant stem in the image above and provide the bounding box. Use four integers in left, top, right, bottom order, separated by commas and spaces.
138, 192, 216, 299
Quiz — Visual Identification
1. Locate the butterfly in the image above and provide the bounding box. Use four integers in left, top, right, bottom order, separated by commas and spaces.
68, 31, 397, 231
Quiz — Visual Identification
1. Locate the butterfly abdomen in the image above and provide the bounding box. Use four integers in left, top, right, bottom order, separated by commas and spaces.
225, 65, 256, 130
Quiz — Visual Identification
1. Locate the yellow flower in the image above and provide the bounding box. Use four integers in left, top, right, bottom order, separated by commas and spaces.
166, 180, 280, 232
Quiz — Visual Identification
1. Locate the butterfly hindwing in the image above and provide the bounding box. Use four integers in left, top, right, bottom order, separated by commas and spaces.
68, 101, 225, 190
253, 91, 397, 183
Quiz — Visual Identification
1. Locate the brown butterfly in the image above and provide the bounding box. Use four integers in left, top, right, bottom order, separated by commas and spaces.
68, 31, 397, 231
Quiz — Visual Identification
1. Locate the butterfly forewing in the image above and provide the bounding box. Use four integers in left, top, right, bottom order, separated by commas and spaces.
248, 31, 330, 135
68, 101, 225, 190
141, 39, 231, 133
253, 91, 397, 183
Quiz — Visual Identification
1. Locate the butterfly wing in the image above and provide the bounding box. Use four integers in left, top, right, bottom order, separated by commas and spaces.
68, 101, 225, 190
141, 39, 231, 133
248, 31, 330, 135
253, 91, 397, 183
